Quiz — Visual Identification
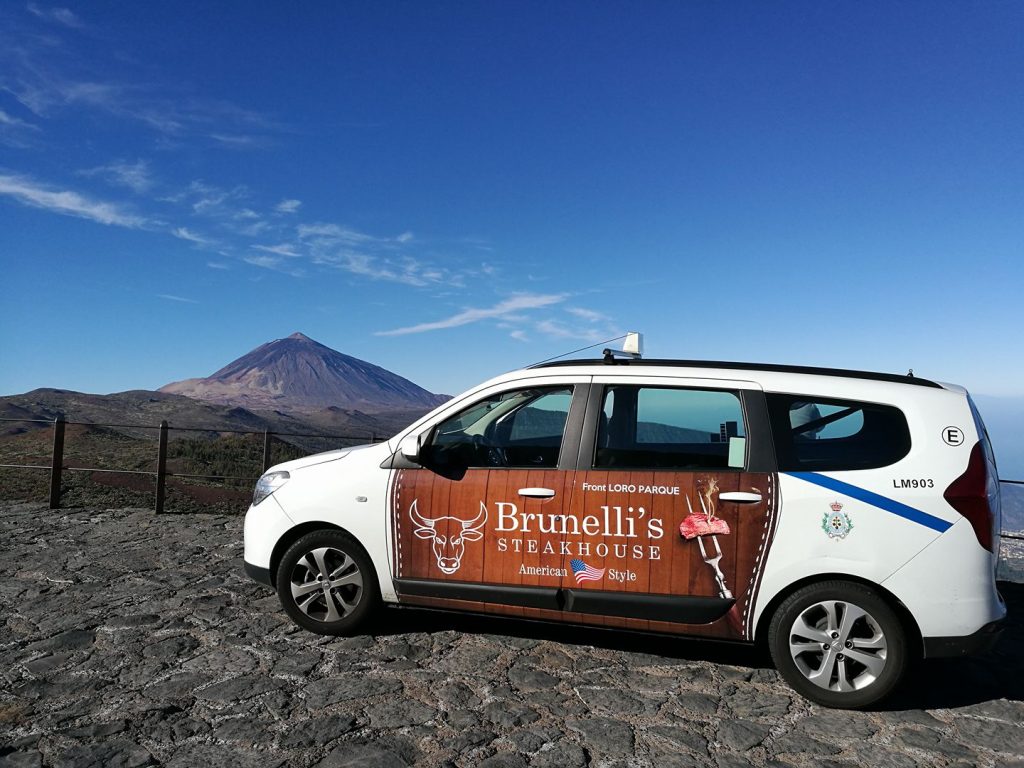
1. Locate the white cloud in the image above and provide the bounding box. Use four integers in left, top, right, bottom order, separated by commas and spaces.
9, 77, 125, 120
376, 293, 567, 336
237, 220, 270, 237
79, 159, 153, 193
0, 173, 146, 228
0, 109, 39, 130
157, 294, 198, 304
206, 261, 229, 270
566, 307, 607, 323
298, 222, 378, 244
298, 223, 460, 286
188, 181, 247, 215
510, 329, 530, 342
243, 253, 304, 277
275, 198, 301, 214
3, 44, 282, 143
253, 243, 299, 257
244, 254, 282, 270
210, 133, 266, 149
27, 3, 83, 28
172, 227, 211, 245
534, 319, 616, 344
2, 28, 284, 146
312, 250, 449, 286
0, 109, 39, 148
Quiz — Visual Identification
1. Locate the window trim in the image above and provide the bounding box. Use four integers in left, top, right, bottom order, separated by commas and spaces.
765, 392, 912, 472
419, 382, 590, 472
577, 384, 772, 473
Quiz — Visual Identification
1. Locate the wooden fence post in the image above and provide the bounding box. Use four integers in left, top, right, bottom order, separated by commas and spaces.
49, 414, 65, 509
155, 420, 168, 514
262, 430, 272, 473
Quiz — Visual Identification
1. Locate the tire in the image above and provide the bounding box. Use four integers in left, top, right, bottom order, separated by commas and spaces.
768, 580, 909, 709
276, 530, 380, 636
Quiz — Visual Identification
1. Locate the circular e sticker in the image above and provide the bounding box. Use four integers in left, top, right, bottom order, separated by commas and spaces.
942, 426, 964, 446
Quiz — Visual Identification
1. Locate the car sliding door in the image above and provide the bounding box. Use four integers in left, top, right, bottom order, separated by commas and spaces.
558, 377, 779, 641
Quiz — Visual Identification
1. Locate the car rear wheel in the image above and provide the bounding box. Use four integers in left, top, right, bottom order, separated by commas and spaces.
769, 580, 908, 709
276, 530, 379, 636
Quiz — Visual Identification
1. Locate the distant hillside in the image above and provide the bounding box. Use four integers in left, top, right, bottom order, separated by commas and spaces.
1003, 482, 1024, 533
0, 387, 421, 444
972, 395, 1024, 482
2, 388, 277, 435
160, 332, 449, 413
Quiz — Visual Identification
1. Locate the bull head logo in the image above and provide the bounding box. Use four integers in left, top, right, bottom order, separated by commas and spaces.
408, 499, 488, 574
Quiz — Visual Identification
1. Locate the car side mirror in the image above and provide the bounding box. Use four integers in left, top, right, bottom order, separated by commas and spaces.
399, 435, 421, 462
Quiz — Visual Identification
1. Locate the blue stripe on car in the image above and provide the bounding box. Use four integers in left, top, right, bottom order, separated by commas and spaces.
785, 472, 953, 533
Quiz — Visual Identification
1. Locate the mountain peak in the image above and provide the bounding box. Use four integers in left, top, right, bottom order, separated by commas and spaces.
160, 335, 448, 413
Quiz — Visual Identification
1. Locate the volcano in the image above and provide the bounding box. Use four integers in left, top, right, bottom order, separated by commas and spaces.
160, 332, 448, 413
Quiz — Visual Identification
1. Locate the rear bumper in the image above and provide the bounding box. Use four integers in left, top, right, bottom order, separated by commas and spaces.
923, 617, 1004, 658
244, 561, 274, 587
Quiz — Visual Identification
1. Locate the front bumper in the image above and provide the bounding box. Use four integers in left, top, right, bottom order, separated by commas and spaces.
243, 495, 293, 585
923, 618, 1005, 658
244, 560, 274, 587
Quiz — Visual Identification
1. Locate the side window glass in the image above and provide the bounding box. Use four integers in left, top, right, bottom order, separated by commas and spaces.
767, 394, 910, 471
596, 386, 746, 470
790, 401, 864, 440
507, 390, 572, 442
427, 386, 573, 469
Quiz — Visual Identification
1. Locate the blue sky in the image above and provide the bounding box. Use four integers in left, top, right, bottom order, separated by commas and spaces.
2, 1, 1023, 411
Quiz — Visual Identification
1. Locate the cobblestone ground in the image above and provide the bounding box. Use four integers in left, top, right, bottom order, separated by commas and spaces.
0, 502, 1022, 768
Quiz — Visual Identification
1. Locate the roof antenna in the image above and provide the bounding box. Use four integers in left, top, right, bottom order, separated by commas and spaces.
907, 368, 914, 378
602, 332, 644, 364
529, 333, 633, 367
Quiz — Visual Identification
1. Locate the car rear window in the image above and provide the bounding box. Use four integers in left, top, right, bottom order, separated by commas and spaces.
766, 394, 911, 471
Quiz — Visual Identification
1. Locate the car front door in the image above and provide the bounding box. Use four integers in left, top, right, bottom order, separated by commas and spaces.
389, 377, 589, 618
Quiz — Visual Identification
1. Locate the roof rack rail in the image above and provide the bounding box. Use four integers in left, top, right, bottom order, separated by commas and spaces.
529, 358, 942, 388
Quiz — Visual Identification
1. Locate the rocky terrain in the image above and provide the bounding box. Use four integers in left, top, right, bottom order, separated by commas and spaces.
0, 502, 1022, 768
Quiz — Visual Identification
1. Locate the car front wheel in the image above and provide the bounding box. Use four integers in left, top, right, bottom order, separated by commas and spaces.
276, 530, 379, 636
768, 580, 909, 709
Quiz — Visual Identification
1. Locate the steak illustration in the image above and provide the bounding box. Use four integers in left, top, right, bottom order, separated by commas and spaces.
680, 480, 734, 601
679, 513, 731, 539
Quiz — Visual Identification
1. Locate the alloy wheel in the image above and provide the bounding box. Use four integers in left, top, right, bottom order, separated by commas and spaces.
788, 599, 888, 692
289, 546, 364, 623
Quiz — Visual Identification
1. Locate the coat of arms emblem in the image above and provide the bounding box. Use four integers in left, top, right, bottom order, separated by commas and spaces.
822, 501, 854, 540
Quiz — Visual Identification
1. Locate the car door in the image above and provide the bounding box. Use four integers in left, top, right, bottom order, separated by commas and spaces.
389, 377, 589, 618
558, 376, 779, 641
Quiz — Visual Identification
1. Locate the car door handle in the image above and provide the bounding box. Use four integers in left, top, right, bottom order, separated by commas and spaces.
518, 487, 556, 498
719, 491, 763, 504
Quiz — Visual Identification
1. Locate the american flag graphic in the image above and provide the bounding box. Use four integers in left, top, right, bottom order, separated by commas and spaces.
570, 559, 605, 584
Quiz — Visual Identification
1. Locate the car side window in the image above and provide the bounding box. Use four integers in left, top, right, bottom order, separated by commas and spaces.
595, 385, 747, 470
427, 386, 573, 469
766, 394, 911, 471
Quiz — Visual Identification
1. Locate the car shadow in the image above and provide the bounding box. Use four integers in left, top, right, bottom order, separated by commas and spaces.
373, 603, 772, 669
371, 581, 1023, 708
375, 598, 775, 671
882, 580, 1023, 711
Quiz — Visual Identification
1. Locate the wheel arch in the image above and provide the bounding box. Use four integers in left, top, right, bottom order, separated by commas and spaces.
754, 573, 924, 656
268, 520, 350, 587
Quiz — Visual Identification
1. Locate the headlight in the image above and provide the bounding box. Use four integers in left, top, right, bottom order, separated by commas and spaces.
253, 471, 290, 506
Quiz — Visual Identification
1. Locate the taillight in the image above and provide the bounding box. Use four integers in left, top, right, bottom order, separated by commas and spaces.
944, 442, 994, 552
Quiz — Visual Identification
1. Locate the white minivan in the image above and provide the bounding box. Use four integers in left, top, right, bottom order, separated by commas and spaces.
243, 356, 1005, 708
